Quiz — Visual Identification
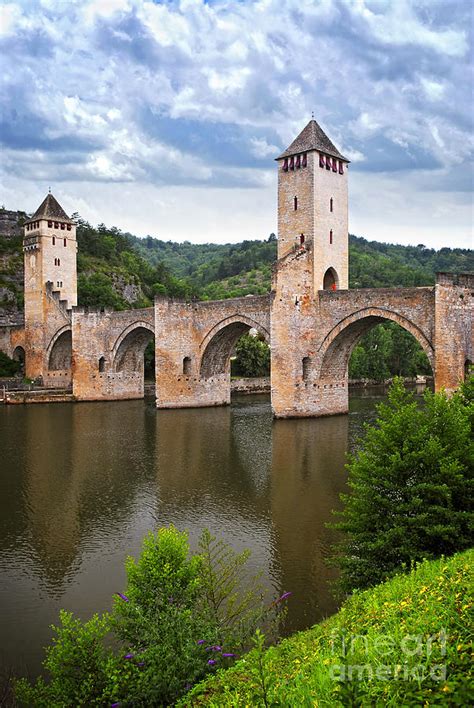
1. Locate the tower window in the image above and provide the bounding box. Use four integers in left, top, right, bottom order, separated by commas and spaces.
67, 224, 71, 231
289, 156, 295, 170
183, 357, 191, 375
330, 230, 333, 245
99, 357, 105, 373
294, 196, 298, 210
61, 223, 65, 230
319, 154, 325, 168
326, 157, 331, 170
64, 238, 67, 246
302, 152, 307, 167
48, 221, 53, 228
52, 236, 56, 245
283, 158, 288, 171
332, 159, 337, 173
300, 233, 305, 245
339, 161, 344, 175
54, 258, 61, 266
54, 222, 59, 229
295, 154, 301, 169
330, 198, 333, 212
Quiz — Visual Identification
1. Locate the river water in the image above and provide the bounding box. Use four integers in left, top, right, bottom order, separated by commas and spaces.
0, 390, 390, 677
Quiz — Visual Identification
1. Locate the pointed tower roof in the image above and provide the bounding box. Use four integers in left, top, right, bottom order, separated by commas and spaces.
25, 193, 74, 224
277, 119, 349, 162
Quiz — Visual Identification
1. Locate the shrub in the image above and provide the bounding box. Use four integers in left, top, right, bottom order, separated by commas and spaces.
331, 377, 474, 593
16, 526, 282, 707
0, 351, 21, 377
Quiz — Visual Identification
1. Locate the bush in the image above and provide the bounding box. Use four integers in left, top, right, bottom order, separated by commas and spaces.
16, 526, 282, 707
331, 377, 474, 593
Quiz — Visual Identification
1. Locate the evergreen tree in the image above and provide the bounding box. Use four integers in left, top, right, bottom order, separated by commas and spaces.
332, 378, 474, 592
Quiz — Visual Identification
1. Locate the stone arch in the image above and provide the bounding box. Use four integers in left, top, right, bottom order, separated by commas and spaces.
12, 346, 25, 371
47, 326, 72, 371
323, 267, 339, 290
112, 321, 155, 373
318, 308, 434, 380
200, 315, 270, 380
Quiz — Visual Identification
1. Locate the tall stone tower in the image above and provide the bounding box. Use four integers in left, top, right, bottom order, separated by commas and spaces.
276, 119, 349, 292
23, 193, 77, 379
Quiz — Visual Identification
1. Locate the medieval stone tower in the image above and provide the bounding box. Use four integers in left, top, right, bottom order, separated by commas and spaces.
23, 193, 77, 380
276, 118, 349, 293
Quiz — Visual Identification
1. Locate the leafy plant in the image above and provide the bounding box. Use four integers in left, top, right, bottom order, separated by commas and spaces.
16, 526, 283, 707
331, 377, 474, 593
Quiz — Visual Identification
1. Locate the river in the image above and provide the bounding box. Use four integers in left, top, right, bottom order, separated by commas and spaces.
0, 389, 393, 677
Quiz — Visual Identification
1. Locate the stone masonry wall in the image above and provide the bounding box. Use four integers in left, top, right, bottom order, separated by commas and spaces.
434, 272, 474, 393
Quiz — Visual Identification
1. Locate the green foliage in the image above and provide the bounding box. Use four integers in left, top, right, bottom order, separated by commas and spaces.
0, 351, 21, 377
15, 611, 113, 707
180, 551, 474, 706
232, 334, 270, 378
197, 529, 273, 651
16, 526, 281, 707
349, 322, 432, 381
331, 378, 474, 593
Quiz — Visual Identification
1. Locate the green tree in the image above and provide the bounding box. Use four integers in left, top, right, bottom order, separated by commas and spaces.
332, 378, 474, 593
233, 334, 270, 377
0, 351, 21, 377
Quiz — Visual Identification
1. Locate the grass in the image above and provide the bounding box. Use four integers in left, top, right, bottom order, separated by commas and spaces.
179, 550, 473, 706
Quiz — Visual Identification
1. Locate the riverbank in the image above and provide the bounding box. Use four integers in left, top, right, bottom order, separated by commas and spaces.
180, 550, 473, 706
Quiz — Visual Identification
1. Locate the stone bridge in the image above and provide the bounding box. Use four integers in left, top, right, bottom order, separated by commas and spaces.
271, 270, 473, 417
70, 294, 270, 403
154, 294, 271, 408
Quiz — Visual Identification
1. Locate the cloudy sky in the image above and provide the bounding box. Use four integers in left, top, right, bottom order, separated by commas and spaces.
1, 0, 472, 248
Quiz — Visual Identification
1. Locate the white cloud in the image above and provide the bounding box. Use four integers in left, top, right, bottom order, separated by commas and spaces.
0, 0, 472, 248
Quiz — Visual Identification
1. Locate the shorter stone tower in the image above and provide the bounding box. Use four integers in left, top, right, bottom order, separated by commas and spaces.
23, 193, 77, 380
276, 119, 349, 292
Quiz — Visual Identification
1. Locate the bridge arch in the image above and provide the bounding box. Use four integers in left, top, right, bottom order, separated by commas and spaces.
112, 321, 155, 373
47, 326, 72, 371
200, 314, 270, 379
318, 307, 434, 380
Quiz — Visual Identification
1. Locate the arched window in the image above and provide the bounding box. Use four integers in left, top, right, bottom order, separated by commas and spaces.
99, 357, 105, 372
294, 196, 298, 210
183, 356, 192, 375
330, 198, 333, 212
64, 238, 67, 246
329, 230, 333, 244
302, 356, 310, 381
323, 267, 338, 291
52, 236, 55, 245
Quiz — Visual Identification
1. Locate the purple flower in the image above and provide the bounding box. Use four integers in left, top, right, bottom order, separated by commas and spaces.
197, 640, 206, 645
116, 592, 129, 602
222, 653, 236, 658
111, 703, 120, 707
206, 645, 222, 652
277, 591, 292, 603
207, 659, 217, 666
124, 653, 134, 660
137, 661, 145, 667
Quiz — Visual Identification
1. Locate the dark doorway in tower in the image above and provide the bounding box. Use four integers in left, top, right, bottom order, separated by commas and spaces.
12, 346, 25, 374
323, 267, 338, 291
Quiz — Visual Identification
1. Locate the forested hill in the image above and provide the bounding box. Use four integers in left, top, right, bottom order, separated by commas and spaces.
129, 231, 473, 298
1, 207, 473, 319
